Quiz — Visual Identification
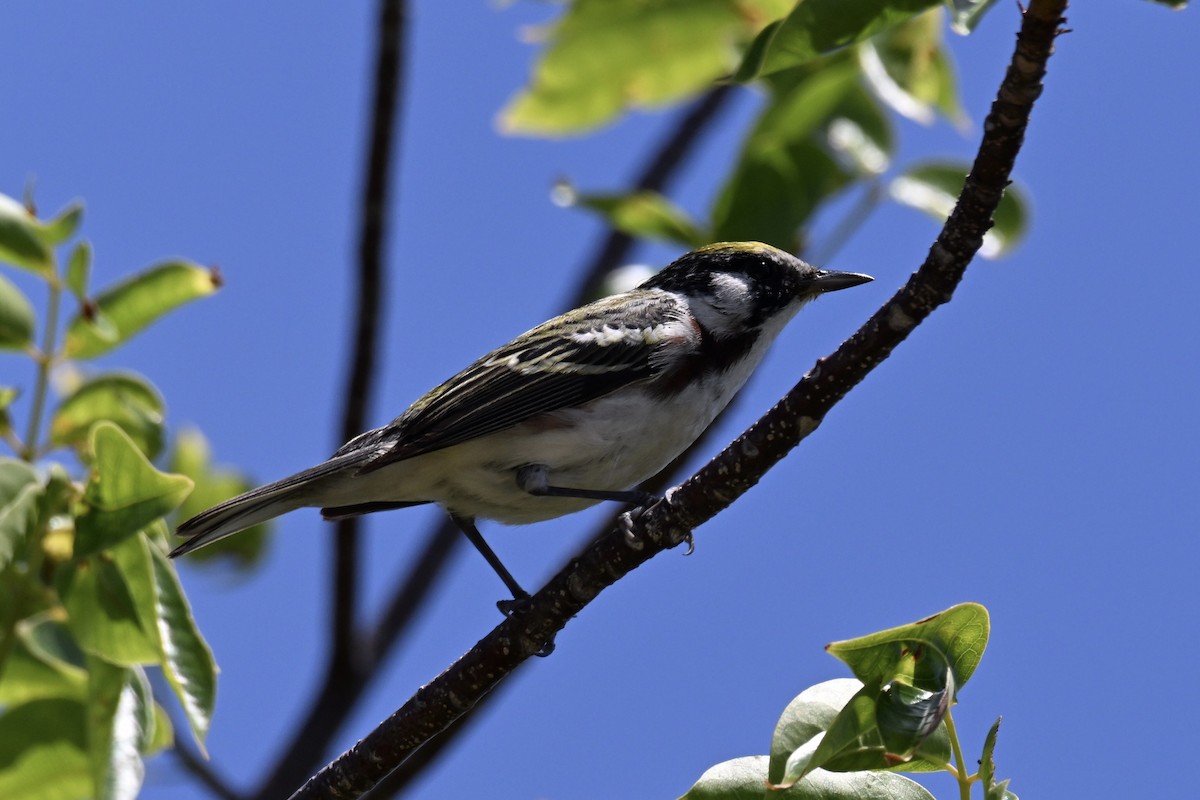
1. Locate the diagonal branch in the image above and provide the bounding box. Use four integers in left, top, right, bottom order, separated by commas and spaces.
251, 1, 408, 797
287, 3, 1068, 797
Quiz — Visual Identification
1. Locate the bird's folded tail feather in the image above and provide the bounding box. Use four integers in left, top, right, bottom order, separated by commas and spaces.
168, 451, 365, 558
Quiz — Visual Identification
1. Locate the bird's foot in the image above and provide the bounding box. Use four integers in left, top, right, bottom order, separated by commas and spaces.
496, 593, 556, 657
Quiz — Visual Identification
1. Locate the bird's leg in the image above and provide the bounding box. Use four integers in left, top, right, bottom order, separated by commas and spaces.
515, 463, 660, 508
517, 464, 672, 552
449, 514, 556, 657
448, 513, 529, 605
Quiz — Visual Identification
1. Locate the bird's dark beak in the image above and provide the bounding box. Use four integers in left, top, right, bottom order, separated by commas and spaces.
811, 269, 874, 293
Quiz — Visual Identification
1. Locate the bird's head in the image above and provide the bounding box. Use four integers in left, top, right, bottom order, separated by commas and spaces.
641, 242, 873, 339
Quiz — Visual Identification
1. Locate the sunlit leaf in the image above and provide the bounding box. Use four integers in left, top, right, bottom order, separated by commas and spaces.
826, 602, 989, 692
980, 717, 1019, 800
75, 423, 192, 556
769, 679, 861, 785
889, 162, 1029, 257
62, 260, 220, 359
50, 371, 167, 460
0, 698, 91, 800
824, 83, 894, 176
737, 0, 942, 80
500, 0, 785, 136
65, 240, 92, 300
0, 193, 53, 274
149, 544, 217, 749
559, 185, 707, 248
86, 659, 149, 800
57, 534, 161, 666
0, 271, 36, 349
681, 755, 936, 799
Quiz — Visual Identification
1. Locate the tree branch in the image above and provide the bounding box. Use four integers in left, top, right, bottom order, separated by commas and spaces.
287, 3, 1067, 797
251, 1, 408, 797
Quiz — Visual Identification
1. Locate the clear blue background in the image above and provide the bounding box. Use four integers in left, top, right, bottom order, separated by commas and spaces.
2, 2, 1197, 798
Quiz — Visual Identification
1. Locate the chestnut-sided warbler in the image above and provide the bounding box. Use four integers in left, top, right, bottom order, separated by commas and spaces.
170, 242, 871, 600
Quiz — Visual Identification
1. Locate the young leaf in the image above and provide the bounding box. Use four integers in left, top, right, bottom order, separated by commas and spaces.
980, 717, 1018, 800
737, 0, 942, 81
825, 602, 989, 691
0, 698, 91, 800
149, 544, 217, 750
888, 162, 1029, 257
0, 271, 37, 350
0, 193, 53, 274
65, 240, 93, 300
74, 423, 192, 557
50, 371, 167, 460
35, 201, 84, 246
62, 260, 220, 360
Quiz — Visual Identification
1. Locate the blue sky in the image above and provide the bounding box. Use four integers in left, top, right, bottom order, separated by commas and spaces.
2, 2, 1198, 799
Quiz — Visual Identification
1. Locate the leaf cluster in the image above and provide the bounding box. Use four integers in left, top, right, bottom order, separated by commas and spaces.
0, 194, 259, 799
680, 604, 1016, 800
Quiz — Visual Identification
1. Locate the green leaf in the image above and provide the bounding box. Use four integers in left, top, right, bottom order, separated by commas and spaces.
0, 271, 37, 349
737, 0, 942, 80
86, 659, 150, 800
859, 9, 964, 126
775, 684, 951, 785
980, 717, 1018, 800
562, 186, 707, 248
0, 698, 91, 800
824, 83, 894, 176
65, 240, 93, 300
680, 755, 936, 799
169, 427, 269, 566
145, 701, 175, 756
500, 0, 782, 136
712, 57, 861, 248
57, 534, 161, 666
149, 544, 217, 749
825, 602, 989, 692
62, 260, 220, 359
769, 679, 860, 785
947, 0, 1004, 35
50, 371, 167, 460
888, 162, 1029, 257
35, 201, 84, 246
0, 618, 87, 704
0, 458, 42, 570
0, 193, 53, 274
75, 423, 192, 556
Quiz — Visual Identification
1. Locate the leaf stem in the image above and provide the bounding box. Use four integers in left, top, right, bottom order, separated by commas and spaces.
943, 706, 973, 800
23, 266, 62, 462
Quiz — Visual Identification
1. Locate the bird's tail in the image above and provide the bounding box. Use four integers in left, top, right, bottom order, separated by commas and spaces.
169, 452, 362, 558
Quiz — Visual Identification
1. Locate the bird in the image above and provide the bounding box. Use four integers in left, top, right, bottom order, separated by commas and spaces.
169, 242, 872, 603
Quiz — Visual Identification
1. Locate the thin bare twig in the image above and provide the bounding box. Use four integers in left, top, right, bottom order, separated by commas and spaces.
251, 1, 408, 797
289, 2, 1068, 797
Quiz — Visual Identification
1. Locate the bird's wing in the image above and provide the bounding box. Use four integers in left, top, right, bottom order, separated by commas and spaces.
347, 290, 695, 471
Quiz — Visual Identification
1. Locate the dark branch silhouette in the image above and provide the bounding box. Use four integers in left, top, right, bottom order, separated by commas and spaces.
251, 1, 408, 797
288, 2, 1068, 797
